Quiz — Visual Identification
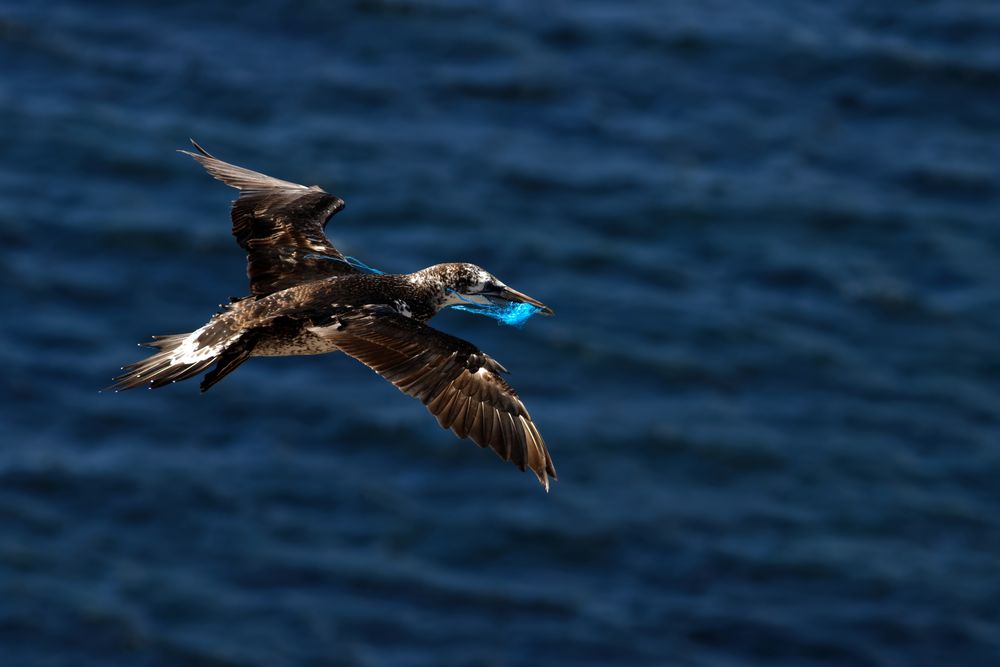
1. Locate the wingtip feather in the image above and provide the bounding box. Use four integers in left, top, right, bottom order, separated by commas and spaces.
189, 138, 213, 157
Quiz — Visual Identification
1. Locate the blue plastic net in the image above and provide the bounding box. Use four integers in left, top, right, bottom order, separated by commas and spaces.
304, 253, 384, 275
447, 290, 542, 327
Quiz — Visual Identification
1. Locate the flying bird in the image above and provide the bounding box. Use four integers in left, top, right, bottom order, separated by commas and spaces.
112, 141, 557, 489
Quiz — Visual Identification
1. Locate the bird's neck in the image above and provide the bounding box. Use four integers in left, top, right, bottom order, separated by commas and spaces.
401, 271, 452, 321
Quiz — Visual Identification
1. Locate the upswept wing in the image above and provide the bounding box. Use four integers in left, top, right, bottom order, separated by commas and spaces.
325, 308, 557, 489
181, 140, 357, 297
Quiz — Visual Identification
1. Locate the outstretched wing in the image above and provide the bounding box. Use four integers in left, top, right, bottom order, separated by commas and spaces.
323, 309, 556, 490
181, 140, 358, 297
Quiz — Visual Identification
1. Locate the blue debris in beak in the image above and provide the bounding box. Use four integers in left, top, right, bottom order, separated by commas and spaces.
447, 290, 544, 327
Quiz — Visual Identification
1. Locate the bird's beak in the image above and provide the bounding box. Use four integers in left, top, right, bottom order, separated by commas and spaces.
497, 286, 554, 315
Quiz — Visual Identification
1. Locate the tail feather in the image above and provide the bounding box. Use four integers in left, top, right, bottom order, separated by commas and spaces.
110, 331, 224, 392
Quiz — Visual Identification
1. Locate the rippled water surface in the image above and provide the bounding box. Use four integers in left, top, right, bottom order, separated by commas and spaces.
2, 1, 1000, 665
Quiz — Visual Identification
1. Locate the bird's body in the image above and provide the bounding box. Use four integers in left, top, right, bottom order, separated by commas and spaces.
113, 142, 557, 489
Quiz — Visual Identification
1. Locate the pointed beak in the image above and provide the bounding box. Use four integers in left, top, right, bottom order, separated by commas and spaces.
497, 286, 554, 315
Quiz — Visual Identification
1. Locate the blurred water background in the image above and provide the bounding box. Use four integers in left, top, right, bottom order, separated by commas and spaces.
2, 1, 1000, 665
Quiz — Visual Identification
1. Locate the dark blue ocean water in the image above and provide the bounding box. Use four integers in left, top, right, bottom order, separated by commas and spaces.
2, 1, 1000, 665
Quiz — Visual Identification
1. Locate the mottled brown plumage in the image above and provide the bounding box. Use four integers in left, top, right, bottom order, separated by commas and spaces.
182, 140, 355, 296
113, 142, 556, 489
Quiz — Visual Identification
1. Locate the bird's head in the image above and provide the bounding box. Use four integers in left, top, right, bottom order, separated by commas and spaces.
415, 263, 553, 324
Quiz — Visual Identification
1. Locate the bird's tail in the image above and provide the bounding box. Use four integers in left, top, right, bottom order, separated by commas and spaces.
110, 321, 254, 393
109, 331, 221, 391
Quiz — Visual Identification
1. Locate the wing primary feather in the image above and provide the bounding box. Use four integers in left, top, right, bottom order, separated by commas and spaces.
188, 138, 213, 158
430, 390, 461, 429
500, 412, 525, 470
468, 402, 487, 446
483, 407, 503, 457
